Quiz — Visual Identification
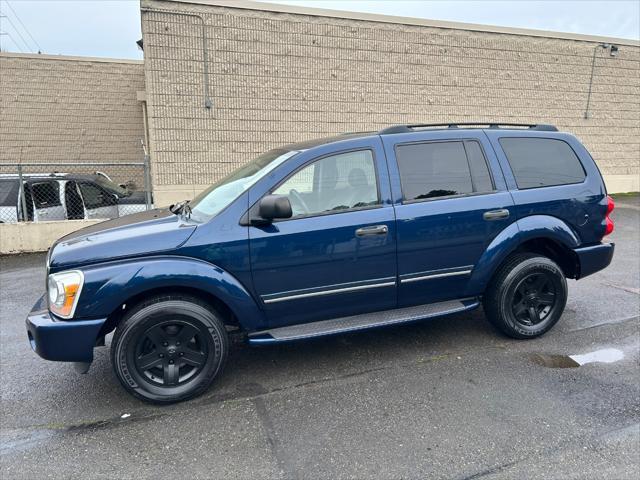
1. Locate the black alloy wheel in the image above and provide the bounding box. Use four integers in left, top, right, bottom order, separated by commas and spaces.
510, 272, 557, 327
111, 295, 228, 404
133, 320, 209, 387
483, 253, 568, 339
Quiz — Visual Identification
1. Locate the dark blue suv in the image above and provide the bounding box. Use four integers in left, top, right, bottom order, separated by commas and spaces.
27, 123, 615, 403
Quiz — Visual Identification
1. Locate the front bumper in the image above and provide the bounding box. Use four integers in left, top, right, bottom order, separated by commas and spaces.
26, 295, 106, 362
574, 242, 615, 279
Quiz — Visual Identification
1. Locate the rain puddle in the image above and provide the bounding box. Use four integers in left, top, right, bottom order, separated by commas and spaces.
531, 348, 624, 368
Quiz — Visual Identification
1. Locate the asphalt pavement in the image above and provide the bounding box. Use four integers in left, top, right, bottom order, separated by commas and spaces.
1, 195, 638, 479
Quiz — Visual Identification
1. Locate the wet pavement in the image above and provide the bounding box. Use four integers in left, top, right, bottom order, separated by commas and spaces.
1, 195, 638, 479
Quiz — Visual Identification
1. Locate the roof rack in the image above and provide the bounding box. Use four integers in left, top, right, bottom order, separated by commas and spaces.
378, 123, 558, 134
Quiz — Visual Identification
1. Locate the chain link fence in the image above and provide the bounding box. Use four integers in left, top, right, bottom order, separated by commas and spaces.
0, 160, 153, 223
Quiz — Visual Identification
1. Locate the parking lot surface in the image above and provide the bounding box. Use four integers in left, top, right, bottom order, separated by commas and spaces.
1, 195, 638, 479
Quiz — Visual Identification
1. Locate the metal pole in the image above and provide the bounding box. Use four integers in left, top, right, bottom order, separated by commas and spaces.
141, 141, 153, 210
584, 44, 608, 119
144, 154, 153, 210
17, 164, 29, 222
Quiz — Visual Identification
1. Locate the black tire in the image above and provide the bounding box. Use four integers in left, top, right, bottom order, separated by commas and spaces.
111, 295, 228, 404
483, 253, 568, 339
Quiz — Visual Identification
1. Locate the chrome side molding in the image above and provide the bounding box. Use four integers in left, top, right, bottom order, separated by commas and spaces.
262, 277, 396, 304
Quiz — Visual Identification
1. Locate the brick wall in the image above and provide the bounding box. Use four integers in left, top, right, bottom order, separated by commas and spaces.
0, 53, 146, 166
141, 0, 639, 203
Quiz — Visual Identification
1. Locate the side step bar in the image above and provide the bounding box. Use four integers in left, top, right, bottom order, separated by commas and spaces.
248, 298, 480, 344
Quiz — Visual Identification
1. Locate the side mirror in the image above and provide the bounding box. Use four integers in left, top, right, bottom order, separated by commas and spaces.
258, 195, 292, 222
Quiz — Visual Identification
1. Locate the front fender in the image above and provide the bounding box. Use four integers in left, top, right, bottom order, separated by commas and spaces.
466, 215, 580, 296
75, 256, 266, 331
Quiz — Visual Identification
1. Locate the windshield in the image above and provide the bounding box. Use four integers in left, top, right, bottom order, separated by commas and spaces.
189, 149, 299, 220
94, 176, 130, 197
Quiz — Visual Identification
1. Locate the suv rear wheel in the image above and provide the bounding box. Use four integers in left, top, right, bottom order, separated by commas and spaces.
483, 253, 568, 339
111, 295, 228, 403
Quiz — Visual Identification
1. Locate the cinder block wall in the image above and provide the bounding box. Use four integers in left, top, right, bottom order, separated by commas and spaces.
141, 0, 640, 205
0, 53, 146, 166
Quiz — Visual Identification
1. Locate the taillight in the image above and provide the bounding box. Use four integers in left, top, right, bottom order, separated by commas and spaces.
604, 195, 614, 237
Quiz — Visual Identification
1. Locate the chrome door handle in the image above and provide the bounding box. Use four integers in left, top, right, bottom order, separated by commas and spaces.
483, 209, 510, 221
355, 225, 389, 237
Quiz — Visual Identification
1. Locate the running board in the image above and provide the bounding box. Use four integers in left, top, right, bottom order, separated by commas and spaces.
248, 298, 479, 344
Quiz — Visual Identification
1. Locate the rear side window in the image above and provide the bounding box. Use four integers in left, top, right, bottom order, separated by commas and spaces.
499, 138, 586, 189
31, 182, 61, 208
0, 180, 19, 207
396, 140, 494, 201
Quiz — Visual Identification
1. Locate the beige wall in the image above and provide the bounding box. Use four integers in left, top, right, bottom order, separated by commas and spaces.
0, 53, 146, 166
141, 0, 639, 204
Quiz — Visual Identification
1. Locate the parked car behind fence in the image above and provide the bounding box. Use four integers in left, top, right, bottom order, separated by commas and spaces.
0, 162, 152, 223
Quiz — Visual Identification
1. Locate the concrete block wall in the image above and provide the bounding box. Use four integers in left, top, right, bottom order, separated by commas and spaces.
141, 0, 639, 205
0, 53, 146, 166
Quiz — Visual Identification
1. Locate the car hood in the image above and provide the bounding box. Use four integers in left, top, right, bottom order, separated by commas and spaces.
48, 209, 197, 271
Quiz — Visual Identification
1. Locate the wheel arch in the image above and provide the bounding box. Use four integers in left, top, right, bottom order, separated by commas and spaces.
466, 215, 580, 296
76, 256, 266, 337
98, 285, 240, 340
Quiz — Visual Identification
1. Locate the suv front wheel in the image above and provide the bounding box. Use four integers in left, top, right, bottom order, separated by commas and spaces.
111, 295, 228, 403
483, 253, 568, 339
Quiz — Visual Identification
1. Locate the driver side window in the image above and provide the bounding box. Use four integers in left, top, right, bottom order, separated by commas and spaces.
273, 150, 379, 218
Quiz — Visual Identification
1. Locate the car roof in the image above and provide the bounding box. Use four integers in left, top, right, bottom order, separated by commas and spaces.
0, 173, 102, 183
377, 123, 559, 135
278, 132, 378, 152
276, 123, 559, 152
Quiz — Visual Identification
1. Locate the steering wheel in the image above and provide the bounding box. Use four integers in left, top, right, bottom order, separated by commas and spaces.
288, 189, 310, 215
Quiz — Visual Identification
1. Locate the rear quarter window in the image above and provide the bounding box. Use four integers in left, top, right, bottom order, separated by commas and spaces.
499, 137, 586, 189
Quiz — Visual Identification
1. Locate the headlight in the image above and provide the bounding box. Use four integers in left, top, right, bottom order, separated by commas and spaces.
47, 270, 84, 319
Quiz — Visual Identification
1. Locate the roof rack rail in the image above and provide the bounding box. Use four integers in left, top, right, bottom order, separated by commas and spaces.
379, 123, 558, 134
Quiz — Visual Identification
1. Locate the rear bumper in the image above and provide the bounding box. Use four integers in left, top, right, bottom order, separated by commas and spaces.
25, 295, 106, 362
574, 242, 615, 279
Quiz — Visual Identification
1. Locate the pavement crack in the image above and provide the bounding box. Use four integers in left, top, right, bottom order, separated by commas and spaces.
600, 282, 640, 295
253, 396, 296, 480
567, 315, 639, 332
11, 412, 167, 436
191, 353, 454, 409
458, 459, 520, 480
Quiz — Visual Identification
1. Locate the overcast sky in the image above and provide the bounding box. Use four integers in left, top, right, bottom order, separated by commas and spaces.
0, 0, 638, 59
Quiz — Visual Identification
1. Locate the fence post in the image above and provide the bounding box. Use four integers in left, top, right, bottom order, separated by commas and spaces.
17, 164, 29, 222
143, 153, 153, 210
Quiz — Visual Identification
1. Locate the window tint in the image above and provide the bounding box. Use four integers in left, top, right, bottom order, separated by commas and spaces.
31, 182, 61, 208
397, 142, 470, 200
79, 183, 110, 209
273, 150, 379, 217
499, 138, 586, 189
464, 141, 494, 193
0, 180, 19, 207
